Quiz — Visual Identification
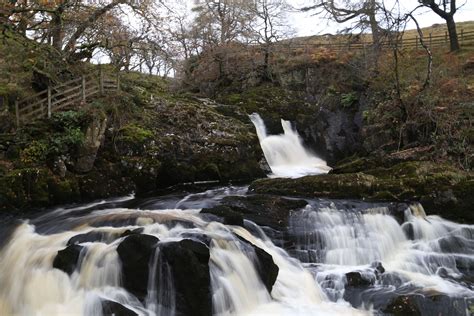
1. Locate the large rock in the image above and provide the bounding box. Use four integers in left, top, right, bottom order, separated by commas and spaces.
52, 244, 84, 275
75, 117, 107, 173
215, 195, 308, 229
250, 242, 279, 293
116, 234, 159, 301
250, 161, 474, 223
160, 239, 211, 316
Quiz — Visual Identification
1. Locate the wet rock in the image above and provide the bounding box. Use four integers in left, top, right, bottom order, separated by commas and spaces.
120, 228, 144, 238
382, 295, 422, 316
236, 236, 279, 293
371, 261, 385, 275
345, 272, 374, 287
101, 300, 138, 316
250, 161, 474, 223
160, 239, 211, 316
438, 235, 474, 254
218, 195, 308, 229
52, 244, 84, 275
201, 205, 244, 226
253, 245, 279, 293
67, 231, 110, 245
116, 234, 159, 301
403, 222, 415, 240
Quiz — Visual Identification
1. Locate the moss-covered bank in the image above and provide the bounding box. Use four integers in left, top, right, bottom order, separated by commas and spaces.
249, 161, 474, 223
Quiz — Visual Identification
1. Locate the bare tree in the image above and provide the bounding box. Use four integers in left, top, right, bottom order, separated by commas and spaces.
418, 0, 461, 51
303, 0, 383, 44
249, 0, 293, 79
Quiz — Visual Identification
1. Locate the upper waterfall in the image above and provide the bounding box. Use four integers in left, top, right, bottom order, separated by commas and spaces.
250, 113, 331, 178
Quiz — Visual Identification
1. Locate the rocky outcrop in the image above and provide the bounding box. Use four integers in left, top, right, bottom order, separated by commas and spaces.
202, 195, 308, 229
251, 243, 279, 293
116, 234, 159, 301
250, 161, 474, 223
160, 239, 212, 316
52, 244, 84, 275
75, 117, 107, 173
116, 235, 212, 316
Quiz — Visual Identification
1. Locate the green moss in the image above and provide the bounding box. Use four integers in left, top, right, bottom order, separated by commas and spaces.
20, 140, 48, 165
118, 123, 154, 143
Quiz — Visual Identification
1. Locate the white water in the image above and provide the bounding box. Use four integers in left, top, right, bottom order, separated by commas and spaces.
0, 202, 365, 316
249, 113, 331, 178
290, 202, 474, 306
0, 190, 473, 316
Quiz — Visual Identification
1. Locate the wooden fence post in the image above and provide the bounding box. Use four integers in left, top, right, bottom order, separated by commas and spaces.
445, 31, 448, 44
116, 73, 120, 91
15, 100, 20, 127
461, 29, 464, 45
429, 33, 432, 48
47, 86, 52, 118
82, 75, 86, 102
415, 36, 418, 50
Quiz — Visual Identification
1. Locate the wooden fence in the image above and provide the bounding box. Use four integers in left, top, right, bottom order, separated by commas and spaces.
15, 69, 120, 126
273, 29, 474, 53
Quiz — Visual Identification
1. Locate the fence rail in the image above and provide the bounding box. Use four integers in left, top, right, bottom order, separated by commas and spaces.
271, 29, 474, 53
15, 69, 120, 126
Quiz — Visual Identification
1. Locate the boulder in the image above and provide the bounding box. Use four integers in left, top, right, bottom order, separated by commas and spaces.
160, 239, 211, 316
52, 244, 84, 275
236, 236, 279, 293
201, 205, 244, 226
345, 272, 374, 288
116, 234, 159, 301
252, 244, 279, 293
218, 195, 308, 229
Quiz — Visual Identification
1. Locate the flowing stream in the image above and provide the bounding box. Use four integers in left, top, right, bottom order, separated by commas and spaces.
249, 113, 331, 178
0, 187, 472, 316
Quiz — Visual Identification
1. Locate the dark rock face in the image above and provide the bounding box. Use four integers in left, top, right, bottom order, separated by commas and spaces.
101, 300, 138, 316
116, 234, 159, 301
299, 107, 363, 165
219, 195, 308, 229
382, 295, 422, 316
160, 239, 211, 316
345, 272, 374, 288
201, 205, 244, 226
252, 244, 279, 293
52, 244, 84, 275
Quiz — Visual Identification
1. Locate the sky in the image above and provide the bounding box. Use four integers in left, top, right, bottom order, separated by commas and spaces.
287, 0, 474, 36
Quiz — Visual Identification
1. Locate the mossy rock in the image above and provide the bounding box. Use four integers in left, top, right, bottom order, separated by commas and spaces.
250, 161, 473, 223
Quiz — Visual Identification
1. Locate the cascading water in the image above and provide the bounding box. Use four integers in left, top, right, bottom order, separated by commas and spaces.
0, 187, 472, 315
0, 188, 365, 316
289, 201, 474, 313
249, 113, 331, 178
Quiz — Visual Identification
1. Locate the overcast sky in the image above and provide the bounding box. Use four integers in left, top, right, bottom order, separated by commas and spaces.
287, 0, 474, 36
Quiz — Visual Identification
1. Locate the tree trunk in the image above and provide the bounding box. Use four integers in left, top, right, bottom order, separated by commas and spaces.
51, 14, 63, 51
367, 0, 380, 45
445, 15, 460, 51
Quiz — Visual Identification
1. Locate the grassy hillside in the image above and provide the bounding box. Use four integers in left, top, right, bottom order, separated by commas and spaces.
286, 20, 474, 49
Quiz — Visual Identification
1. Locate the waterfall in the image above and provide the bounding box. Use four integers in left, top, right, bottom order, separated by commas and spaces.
289, 202, 474, 306
0, 189, 472, 316
249, 113, 331, 178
